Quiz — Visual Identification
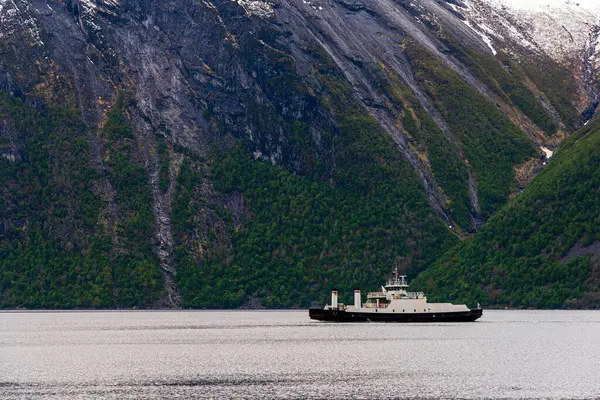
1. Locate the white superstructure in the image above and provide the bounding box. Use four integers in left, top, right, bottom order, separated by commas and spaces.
325, 268, 471, 314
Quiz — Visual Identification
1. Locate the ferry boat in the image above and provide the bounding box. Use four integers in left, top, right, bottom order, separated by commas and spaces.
309, 268, 482, 322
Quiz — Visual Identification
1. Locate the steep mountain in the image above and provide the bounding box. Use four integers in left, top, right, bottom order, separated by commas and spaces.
413, 115, 600, 309
458, 0, 600, 125
0, 0, 597, 308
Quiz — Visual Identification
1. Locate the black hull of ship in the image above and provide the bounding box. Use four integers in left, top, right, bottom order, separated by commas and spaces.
309, 308, 483, 322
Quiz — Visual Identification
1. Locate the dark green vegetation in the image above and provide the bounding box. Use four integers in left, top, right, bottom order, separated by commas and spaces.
172, 45, 528, 308
414, 117, 600, 308
519, 57, 582, 131
101, 95, 164, 305
442, 38, 559, 135
174, 147, 456, 308
0, 94, 163, 308
381, 69, 472, 228
405, 40, 536, 218
173, 60, 462, 307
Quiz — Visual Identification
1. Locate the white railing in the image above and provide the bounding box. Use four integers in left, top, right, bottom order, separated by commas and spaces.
366, 292, 387, 298
368, 291, 425, 300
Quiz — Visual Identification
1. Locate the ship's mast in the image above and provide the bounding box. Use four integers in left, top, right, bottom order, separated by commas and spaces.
385, 266, 409, 290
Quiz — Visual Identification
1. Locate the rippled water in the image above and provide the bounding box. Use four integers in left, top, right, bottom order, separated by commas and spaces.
1, 310, 599, 399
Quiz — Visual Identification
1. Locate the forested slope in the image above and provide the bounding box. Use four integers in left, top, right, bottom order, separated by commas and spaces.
0, 94, 165, 308
413, 118, 600, 308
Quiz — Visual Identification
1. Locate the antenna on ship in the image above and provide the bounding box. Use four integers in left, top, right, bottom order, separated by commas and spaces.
392, 258, 410, 289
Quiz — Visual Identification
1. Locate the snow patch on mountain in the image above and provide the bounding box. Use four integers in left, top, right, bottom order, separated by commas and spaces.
460, 0, 600, 65
486, 0, 600, 14
463, 19, 498, 55
75, 0, 121, 17
234, 0, 274, 17
0, 0, 44, 46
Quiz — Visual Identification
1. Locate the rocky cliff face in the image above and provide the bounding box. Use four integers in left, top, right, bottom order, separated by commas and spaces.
0, 0, 598, 308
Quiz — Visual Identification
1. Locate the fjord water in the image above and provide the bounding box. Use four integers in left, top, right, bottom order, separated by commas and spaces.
1, 311, 599, 399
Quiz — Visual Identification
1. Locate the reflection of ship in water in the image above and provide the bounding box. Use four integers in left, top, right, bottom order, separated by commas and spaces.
309, 268, 482, 322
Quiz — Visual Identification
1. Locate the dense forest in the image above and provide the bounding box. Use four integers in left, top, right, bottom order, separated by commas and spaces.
2, 80, 597, 309
169, 49, 540, 308
404, 40, 537, 219
2, 79, 597, 309
413, 117, 600, 309
174, 148, 457, 308
0, 94, 164, 308
173, 63, 464, 307
0, 82, 461, 309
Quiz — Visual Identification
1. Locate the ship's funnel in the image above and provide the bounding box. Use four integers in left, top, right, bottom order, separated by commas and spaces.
331, 290, 338, 309
354, 290, 361, 308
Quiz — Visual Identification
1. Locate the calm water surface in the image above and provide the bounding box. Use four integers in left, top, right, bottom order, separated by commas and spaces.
1, 310, 599, 399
